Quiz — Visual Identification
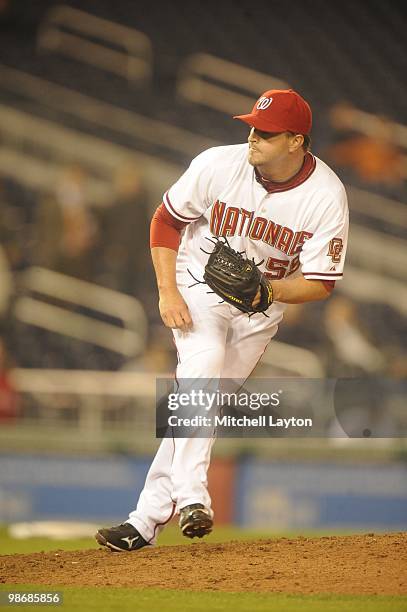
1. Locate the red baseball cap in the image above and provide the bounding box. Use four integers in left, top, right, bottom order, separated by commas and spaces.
234, 88, 312, 135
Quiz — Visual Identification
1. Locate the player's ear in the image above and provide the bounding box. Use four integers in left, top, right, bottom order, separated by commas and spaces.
288, 133, 304, 152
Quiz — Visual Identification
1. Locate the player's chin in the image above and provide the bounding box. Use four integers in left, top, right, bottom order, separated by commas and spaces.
248, 151, 259, 166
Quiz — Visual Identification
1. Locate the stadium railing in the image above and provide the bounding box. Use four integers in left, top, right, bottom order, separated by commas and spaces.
176, 52, 289, 115
37, 5, 153, 84
14, 267, 147, 358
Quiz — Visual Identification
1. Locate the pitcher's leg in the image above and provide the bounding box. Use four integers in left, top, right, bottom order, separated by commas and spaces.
221, 317, 278, 379
167, 313, 227, 518
127, 437, 177, 543
128, 300, 229, 541
170, 315, 278, 516
170, 436, 216, 512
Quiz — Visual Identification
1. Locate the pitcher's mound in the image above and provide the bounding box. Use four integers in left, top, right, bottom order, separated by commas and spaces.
1, 532, 406, 594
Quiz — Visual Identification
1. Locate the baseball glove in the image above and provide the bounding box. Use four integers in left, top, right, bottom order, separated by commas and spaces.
203, 238, 273, 315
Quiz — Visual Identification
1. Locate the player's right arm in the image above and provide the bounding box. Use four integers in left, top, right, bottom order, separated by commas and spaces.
150, 203, 192, 332
151, 147, 220, 330
151, 246, 192, 331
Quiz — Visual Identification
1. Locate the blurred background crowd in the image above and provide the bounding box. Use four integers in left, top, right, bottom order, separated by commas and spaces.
0, 0, 406, 535
0, 0, 406, 430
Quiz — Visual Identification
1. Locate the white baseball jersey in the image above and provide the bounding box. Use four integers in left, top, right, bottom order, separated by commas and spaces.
163, 143, 349, 326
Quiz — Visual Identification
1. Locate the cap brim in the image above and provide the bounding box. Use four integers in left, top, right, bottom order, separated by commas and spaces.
233, 113, 287, 132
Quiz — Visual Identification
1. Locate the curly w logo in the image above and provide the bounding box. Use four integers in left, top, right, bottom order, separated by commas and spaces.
256, 97, 273, 110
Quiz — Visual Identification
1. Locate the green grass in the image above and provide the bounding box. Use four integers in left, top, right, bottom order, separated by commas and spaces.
0, 586, 406, 612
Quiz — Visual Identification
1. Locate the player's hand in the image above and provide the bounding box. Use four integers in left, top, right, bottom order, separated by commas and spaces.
158, 287, 193, 332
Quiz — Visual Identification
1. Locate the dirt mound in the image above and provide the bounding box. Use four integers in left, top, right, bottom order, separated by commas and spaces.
1, 533, 406, 594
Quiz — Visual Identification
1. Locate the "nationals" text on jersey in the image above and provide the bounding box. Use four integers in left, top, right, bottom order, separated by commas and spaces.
210, 200, 313, 256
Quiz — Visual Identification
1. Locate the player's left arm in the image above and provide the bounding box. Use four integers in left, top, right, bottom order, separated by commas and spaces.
269, 276, 335, 304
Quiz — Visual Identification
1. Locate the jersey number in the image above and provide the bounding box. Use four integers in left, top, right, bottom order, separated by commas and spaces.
264, 255, 300, 280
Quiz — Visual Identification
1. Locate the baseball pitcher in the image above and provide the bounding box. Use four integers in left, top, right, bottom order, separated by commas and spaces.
96, 88, 349, 551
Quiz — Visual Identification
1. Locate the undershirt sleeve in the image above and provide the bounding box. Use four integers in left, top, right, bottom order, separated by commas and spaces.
150, 203, 188, 251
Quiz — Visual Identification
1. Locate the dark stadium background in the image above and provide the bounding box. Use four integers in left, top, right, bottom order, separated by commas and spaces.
0, 0, 406, 535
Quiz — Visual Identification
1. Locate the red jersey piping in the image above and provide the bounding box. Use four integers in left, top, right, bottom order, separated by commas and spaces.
164, 192, 202, 222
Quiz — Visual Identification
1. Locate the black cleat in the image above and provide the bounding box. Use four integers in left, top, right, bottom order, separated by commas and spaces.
179, 503, 213, 539
95, 523, 149, 552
